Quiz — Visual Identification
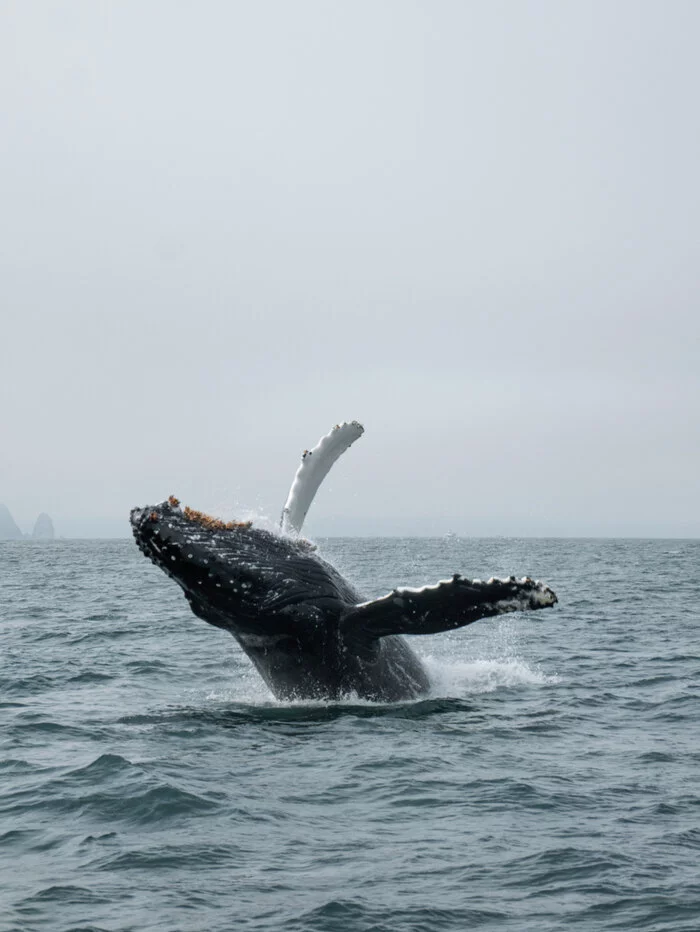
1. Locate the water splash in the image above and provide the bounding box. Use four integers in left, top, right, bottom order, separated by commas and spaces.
200, 645, 558, 710
424, 655, 559, 696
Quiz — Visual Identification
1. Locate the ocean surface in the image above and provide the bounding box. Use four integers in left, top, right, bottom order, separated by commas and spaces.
1, 536, 699, 932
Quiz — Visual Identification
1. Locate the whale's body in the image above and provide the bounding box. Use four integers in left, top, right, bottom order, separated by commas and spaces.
130, 423, 557, 701
132, 503, 434, 700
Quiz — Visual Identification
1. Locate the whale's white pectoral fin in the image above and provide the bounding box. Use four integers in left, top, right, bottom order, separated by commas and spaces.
280, 421, 365, 535
340, 575, 558, 642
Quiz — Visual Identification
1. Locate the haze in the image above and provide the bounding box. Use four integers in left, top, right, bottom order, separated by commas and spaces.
2, 1, 698, 538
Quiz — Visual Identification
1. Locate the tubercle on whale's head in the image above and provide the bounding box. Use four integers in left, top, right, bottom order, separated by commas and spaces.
130, 498, 252, 533
129, 499, 258, 613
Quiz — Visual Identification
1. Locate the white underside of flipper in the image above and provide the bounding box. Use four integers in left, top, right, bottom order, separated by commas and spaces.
281, 421, 364, 535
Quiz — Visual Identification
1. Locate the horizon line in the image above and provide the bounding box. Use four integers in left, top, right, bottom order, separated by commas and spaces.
3, 533, 699, 542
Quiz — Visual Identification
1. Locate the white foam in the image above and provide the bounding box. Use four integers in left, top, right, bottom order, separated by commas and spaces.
423, 655, 559, 696
198, 642, 559, 709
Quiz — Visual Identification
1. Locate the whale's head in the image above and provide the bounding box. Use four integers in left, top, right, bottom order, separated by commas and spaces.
130, 499, 256, 625
129, 498, 350, 633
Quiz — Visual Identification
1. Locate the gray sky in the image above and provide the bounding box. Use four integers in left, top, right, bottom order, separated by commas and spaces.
2, 1, 699, 537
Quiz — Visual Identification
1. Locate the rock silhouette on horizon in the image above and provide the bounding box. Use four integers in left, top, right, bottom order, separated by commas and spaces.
0, 504, 23, 539
32, 513, 55, 540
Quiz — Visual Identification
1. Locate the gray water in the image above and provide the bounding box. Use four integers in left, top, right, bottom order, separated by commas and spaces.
1, 537, 699, 931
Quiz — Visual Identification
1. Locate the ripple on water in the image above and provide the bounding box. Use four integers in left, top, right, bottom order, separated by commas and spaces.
282, 900, 510, 932
2, 537, 700, 932
88, 842, 244, 872
1, 753, 222, 827
18, 885, 113, 906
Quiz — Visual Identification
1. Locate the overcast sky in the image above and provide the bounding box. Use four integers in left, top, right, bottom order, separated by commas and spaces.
2, 1, 698, 537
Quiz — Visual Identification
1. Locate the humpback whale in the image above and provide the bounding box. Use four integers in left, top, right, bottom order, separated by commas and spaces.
130, 423, 557, 702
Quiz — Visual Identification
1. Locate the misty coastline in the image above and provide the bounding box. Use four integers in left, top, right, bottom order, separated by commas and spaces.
0, 504, 55, 540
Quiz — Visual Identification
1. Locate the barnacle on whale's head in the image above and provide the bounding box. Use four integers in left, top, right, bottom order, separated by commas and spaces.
182, 504, 252, 531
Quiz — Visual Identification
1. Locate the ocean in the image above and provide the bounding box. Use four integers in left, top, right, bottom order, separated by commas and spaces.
1, 536, 698, 932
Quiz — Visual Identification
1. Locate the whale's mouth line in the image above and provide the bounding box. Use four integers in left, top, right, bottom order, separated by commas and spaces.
129, 498, 329, 633
130, 497, 251, 533
130, 499, 248, 570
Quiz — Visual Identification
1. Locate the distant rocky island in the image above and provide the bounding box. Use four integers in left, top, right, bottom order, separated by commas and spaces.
32, 513, 55, 539
0, 504, 55, 540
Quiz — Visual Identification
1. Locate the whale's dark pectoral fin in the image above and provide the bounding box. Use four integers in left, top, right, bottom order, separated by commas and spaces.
340, 575, 557, 641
